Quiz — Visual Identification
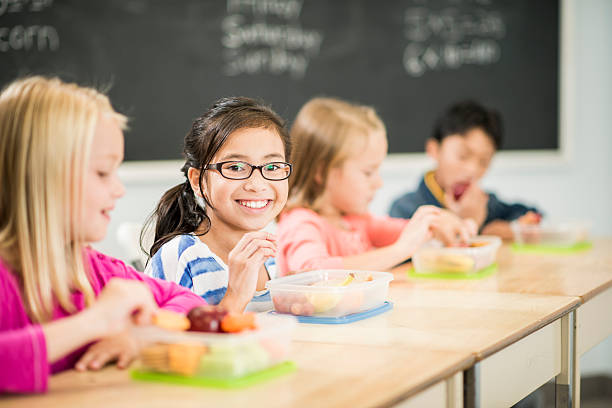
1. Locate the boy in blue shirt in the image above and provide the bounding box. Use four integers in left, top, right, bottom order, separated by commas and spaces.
390, 100, 540, 239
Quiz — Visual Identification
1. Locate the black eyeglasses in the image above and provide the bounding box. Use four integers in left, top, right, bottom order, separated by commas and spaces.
204, 161, 292, 180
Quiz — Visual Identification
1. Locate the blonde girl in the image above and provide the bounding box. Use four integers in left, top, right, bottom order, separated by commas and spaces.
277, 97, 476, 274
0, 77, 205, 393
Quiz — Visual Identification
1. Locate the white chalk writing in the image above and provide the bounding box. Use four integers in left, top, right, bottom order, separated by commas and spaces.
0, 24, 58, 51
402, 1, 505, 77
0, 0, 58, 52
222, 0, 323, 79
222, 15, 322, 53
227, 0, 303, 20
0, 0, 53, 17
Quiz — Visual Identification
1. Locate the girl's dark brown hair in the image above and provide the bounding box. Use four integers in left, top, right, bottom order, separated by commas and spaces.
141, 96, 290, 258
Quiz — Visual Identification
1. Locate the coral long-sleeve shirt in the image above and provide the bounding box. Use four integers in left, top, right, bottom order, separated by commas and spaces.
277, 208, 408, 275
0, 248, 205, 394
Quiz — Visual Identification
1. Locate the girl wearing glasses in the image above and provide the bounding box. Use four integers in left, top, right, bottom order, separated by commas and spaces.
144, 97, 291, 312
276, 97, 477, 275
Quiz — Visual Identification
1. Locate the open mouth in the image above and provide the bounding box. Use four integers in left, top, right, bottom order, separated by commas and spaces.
452, 182, 471, 200
236, 200, 271, 210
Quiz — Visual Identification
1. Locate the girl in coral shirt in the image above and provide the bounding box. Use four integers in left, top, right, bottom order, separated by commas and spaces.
277, 97, 476, 275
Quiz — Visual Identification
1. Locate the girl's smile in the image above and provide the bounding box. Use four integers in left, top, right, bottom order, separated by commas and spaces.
236, 199, 273, 211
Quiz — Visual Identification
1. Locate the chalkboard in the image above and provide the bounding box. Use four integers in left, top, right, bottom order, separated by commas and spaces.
1, 0, 559, 161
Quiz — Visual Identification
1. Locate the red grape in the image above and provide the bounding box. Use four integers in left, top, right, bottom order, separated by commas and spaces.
187, 306, 228, 333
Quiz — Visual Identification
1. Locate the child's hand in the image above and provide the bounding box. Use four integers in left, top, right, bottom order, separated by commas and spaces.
395, 205, 440, 256
517, 211, 542, 225
223, 231, 276, 312
75, 331, 140, 371
91, 279, 158, 336
444, 184, 488, 228
431, 210, 478, 246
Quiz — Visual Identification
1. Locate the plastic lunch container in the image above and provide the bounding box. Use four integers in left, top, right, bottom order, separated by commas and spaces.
265, 270, 393, 318
412, 236, 502, 275
133, 313, 296, 379
511, 221, 590, 247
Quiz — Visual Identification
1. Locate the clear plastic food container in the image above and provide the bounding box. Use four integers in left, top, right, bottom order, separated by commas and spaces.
133, 313, 296, 379
511, 221, 590, 247
412, 236, 502, 275
266, 270, 393, 318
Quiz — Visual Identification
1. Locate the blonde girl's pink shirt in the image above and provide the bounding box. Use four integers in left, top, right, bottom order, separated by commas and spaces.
0, 248, 206, 394
276, 208, 408, 275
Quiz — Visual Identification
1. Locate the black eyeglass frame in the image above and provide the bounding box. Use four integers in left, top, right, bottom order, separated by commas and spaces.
204, 161, 292, 181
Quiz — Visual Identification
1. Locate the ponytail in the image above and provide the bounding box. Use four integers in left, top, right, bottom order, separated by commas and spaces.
142, 96, 289, 262
142, 179, 210, 258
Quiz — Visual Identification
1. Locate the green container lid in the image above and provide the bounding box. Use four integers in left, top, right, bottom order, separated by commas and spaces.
511, 241, 592, 254
406, 263, 498, 280
131, 361, 297, 389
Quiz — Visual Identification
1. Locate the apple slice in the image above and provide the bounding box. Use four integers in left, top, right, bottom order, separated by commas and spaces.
340, 273, 355, 286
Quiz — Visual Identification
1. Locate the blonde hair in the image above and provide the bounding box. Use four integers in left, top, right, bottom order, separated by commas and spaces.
287, 97, 385, 212
0, 76, 127, 323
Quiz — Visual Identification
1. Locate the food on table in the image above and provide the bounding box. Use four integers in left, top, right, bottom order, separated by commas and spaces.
197, 343, 270, 378
138, 313, 293, 379
140, 341, 268, 378
512, 218, 590, 247
306, 272, 363, 313
340, 273, 355, 286
306, 290, 342, 313
268, 270, 393, 318
304, 275, 350, 312
517, 211, 542, 225
168, 343, 207, 376
455, 241, 489, 248
272, 292, 309, 315
514, 212, 544, 243
187, 306, 228, 333
141, 344, 170, 372
187, 306, 257, 334
220, 312, 257, 333
414, 236, 501, 274
271, 272, 378, 316
153, 310, 190, 331
289, 301, 315, 316
419, 252, 475, 273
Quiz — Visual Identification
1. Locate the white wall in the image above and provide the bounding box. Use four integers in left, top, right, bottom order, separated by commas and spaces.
95, 0, 612, 374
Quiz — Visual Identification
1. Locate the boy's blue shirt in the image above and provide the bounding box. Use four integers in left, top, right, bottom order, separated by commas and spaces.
389, 171, 539, 227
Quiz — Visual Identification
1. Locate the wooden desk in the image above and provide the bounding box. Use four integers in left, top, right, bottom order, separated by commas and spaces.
393, 238, 612, 407
0, 341, 474, 408
392, 238, 612, 301
293, 287, 579, 408
4, 240, 607, 408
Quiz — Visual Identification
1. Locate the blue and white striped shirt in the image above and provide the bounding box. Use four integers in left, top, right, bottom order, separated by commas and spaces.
145, 234, 276, 312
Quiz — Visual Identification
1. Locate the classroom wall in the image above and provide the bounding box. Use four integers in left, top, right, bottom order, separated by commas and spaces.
95, 0, 612, 375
